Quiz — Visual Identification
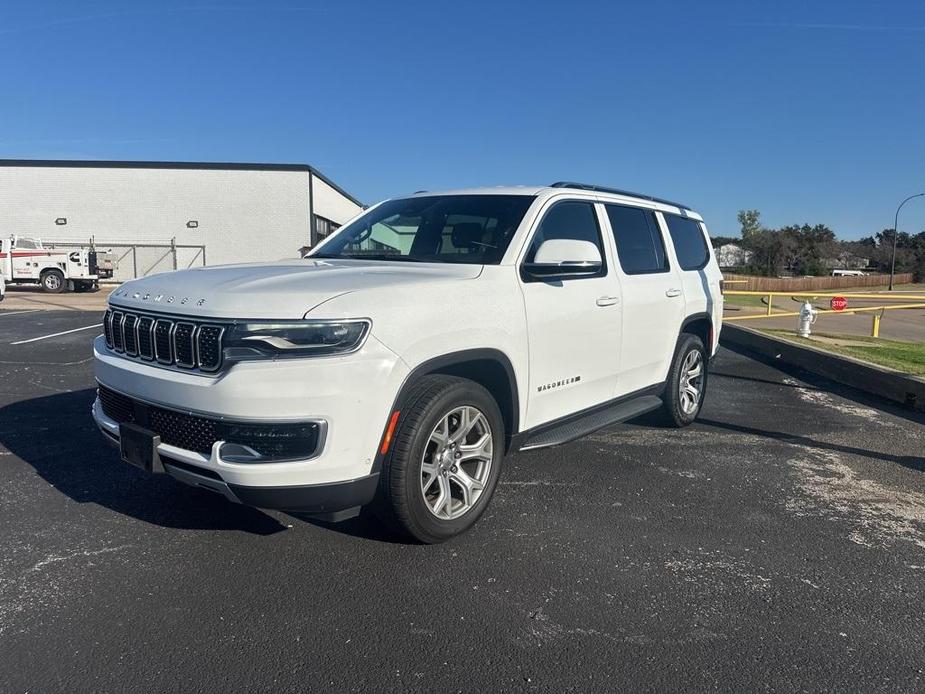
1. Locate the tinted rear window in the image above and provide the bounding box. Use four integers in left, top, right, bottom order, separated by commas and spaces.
664, 214, 709, 270
605, 204, 668, 275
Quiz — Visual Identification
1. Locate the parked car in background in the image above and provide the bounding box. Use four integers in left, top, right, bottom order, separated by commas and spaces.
92, 182, 724, 542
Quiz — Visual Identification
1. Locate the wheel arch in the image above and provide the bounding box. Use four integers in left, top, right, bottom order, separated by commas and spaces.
680, 312, 713, 351
374, 348, 521, 468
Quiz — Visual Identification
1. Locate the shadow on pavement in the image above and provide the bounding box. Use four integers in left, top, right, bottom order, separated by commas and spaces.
721, 343, 925, 428
697, 417, 925, 473
294, 510, 408, 544
0, 388, 287, 535
710, 370, 822, 390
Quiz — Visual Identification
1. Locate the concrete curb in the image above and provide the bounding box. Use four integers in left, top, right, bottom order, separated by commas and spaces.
719, 323, 925, 411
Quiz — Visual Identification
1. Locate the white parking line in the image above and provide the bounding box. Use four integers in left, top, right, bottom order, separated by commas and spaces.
0, 309, 42, 318
11, 325, 101, 345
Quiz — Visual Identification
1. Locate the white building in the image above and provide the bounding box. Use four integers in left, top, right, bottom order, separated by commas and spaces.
715, 243, 753, 269
0, 160, 364, 280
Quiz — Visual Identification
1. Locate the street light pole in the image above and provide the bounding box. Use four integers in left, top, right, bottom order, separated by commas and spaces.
889, 192, 925, 290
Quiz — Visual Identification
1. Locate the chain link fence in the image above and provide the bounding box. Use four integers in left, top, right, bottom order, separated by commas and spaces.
45, 238, 206, 283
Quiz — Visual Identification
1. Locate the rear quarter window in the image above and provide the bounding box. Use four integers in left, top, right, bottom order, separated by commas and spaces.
664, 214, 710, 271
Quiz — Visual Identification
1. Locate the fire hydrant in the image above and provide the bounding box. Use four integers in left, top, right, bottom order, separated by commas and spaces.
797, 301, 817, 337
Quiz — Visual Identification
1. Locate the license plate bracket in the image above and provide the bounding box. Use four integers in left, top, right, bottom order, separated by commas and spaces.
120, 423, 164, 473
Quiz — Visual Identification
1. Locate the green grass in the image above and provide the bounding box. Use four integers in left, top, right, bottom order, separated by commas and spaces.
762, 330, 925, 375
723, 294, 792, 313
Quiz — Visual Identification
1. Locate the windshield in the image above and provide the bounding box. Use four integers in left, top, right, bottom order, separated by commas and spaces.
311, 194, 535, 264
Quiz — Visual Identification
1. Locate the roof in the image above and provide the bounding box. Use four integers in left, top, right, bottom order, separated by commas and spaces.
410, 184, 701, 218
0, 158, 364, 207
411, 185, 548, 197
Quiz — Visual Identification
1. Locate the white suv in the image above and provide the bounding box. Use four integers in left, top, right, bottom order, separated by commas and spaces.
93, 182, 723, 542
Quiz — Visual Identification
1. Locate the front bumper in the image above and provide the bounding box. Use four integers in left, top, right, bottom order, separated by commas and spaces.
92, 332, 409, 503
93, 397, 380, 513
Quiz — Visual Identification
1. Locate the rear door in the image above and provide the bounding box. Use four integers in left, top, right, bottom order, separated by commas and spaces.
519, 198, 623, 429
660, 212, 721, 351
602, 203, 685, 396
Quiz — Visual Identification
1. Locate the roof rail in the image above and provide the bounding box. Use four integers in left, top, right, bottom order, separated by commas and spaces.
549, 181, 689, 210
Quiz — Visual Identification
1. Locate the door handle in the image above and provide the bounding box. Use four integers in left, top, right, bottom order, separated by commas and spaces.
665, 289, 682, 298
596, 296, 620, 307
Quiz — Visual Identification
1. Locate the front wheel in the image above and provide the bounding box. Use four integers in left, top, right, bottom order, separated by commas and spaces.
376, 375, 504, 543
659, 333, 708, 427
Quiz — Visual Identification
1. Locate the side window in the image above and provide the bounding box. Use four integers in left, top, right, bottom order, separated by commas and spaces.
524, 201, 605, 276
605, 204, 668, 275
664, 214, 710, 271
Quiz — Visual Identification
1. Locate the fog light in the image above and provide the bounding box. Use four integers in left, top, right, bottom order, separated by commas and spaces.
217, 422, 322, 462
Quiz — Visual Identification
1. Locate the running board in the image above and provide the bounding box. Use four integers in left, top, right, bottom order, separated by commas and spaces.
519, 395, 663, 451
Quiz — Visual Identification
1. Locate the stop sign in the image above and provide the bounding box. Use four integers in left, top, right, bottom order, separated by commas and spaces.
830, 296, 848, 311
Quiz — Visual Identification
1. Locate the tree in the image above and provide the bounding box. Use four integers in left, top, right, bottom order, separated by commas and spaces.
709, 235, 740, 249
872, 229, 915, 272
737, 210, 762, 241
778, 223, 837, 275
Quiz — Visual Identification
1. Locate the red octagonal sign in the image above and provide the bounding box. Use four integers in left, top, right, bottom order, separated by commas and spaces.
830, 296, 848, 311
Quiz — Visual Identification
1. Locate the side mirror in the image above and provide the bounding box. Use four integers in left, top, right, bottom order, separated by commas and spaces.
523, 239, 602, 279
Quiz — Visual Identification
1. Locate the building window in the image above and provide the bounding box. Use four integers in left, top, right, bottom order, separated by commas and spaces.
314, 215, 340, 242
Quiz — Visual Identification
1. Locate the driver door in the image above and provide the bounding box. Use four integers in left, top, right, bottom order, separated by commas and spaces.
518, 199, 623, 429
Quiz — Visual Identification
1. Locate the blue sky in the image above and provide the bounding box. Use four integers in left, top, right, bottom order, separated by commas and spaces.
2, 0, 924, 239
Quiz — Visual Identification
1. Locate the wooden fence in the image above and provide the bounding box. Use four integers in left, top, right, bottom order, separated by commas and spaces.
722, 273, 913, 292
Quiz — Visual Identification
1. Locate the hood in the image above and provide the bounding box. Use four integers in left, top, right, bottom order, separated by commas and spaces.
108, 259, 483, 319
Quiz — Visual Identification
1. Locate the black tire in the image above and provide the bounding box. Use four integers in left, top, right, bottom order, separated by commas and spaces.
41, 270, 66, 293
375, 375, 504, 543
659, 333, 708, 427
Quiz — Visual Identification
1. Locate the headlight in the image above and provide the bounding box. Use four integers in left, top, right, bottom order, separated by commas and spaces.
223, 319, 370, 361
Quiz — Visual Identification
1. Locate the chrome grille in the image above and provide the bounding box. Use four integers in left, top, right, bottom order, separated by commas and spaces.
111, 311, 124, 351
174, 322, 196, 367
154, 319, 173, 364
102, 310, 114, 346
137, 316, 155, 360
123, 314, 138, 356
103, 309, 224, 373
196, 325, 224, 371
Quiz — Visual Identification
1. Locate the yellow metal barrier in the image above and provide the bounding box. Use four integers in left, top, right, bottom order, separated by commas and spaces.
722, 290, 925, 336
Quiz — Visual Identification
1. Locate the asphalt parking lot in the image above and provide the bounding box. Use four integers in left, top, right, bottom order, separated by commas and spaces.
2, 309, 924, 692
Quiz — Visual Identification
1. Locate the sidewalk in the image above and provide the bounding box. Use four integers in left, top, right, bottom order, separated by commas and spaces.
724, 286, 925, 343
1, 285, 115, 312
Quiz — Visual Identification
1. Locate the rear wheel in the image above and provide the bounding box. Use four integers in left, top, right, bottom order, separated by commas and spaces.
73, 280, 98, 293
659, 333, 708, 427
376, 375, 504, 543
41, 270, 65, 293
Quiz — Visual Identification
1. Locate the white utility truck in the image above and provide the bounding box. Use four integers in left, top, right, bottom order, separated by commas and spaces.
0, 235, 103, 292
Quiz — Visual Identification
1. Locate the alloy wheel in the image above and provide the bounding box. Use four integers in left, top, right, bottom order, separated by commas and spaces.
678, 349, 704, 415
420, 405, 493, 520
